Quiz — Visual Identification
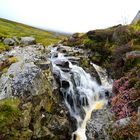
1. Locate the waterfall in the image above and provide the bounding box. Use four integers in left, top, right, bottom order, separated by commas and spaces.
50, 46, 112, 140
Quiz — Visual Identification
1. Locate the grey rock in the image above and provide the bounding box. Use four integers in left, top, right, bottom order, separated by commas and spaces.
0, 45, 49, 99
86, 108, 113, 140
0, 61, 48, 99
3, 38, 15, 46
132, 10, 140, 24
20, 37, 36, 45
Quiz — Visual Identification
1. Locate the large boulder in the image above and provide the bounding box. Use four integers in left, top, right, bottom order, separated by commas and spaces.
87, 29, 114, 42
0, 45, 73, 140
20, 37, 36, 45
112, 26, 131, 45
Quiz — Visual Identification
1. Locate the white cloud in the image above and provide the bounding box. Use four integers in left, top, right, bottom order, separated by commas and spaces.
0, 0, 139, 33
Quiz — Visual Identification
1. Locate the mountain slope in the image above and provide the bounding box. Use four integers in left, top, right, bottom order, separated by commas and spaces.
0, 18, 66, 46
61, 21, 140, 139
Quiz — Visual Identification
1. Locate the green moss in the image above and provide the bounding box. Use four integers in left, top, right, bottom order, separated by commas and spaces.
125, 58, 140, 71
80, 58, 90, 68
83, 38, 96, 47
128, 77, 139, 88
0, 42, 11, 53
91, 52, 102, 63
132, 23, 140, 32
132, 44, 140, 50
135, 81, 140, 89
0, 98, 21, 132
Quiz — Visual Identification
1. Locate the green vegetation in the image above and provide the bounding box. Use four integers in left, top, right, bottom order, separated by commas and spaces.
0, 42, 11, 53
131, 19, 140, 31
0, 98, 21, 131
0, 18, 66, 47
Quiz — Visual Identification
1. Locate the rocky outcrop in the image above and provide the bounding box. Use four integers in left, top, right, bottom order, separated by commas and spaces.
112, 26, 131, 45
0, 44, 73, 140
132, 10, 140, 24
61, 22, 140, 139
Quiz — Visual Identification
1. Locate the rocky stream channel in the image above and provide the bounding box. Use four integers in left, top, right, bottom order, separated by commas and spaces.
0, 44, 114, 140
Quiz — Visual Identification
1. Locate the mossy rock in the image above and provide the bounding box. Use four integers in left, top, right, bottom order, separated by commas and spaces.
86, 28, 114, 42
112, 26, 132, 45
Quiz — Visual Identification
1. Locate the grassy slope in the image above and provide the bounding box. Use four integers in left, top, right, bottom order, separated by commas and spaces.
0, 18, 66, 47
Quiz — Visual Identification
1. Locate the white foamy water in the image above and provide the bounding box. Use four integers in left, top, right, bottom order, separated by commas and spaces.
50, 46, 112, 140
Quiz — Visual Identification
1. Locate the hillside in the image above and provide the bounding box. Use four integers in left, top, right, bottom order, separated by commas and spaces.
0, 17, 140, 140
0, 18, 66, 52
61, 20, 140, 139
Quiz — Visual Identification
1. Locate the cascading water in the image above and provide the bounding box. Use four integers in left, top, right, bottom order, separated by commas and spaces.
50, 46, 112, 140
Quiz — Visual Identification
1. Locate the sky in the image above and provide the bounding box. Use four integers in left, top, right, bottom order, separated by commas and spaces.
0, 0, 140, 33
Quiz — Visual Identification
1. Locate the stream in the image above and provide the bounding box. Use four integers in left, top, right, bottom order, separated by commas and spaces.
50, 46, 112, 140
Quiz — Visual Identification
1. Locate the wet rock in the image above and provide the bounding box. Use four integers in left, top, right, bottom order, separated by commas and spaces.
86, 108, 113, 140
3, 38, 15, 46
57, 45, 73, 53
55, 60, 70, 68
20, 37, 36, 45
61, 80, 70, 88
61, 67, 71, 72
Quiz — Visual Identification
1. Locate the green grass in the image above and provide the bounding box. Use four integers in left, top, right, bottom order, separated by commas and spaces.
0, 42, 11, 53
0, 18, 66, 47
0, 98, 21, 131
